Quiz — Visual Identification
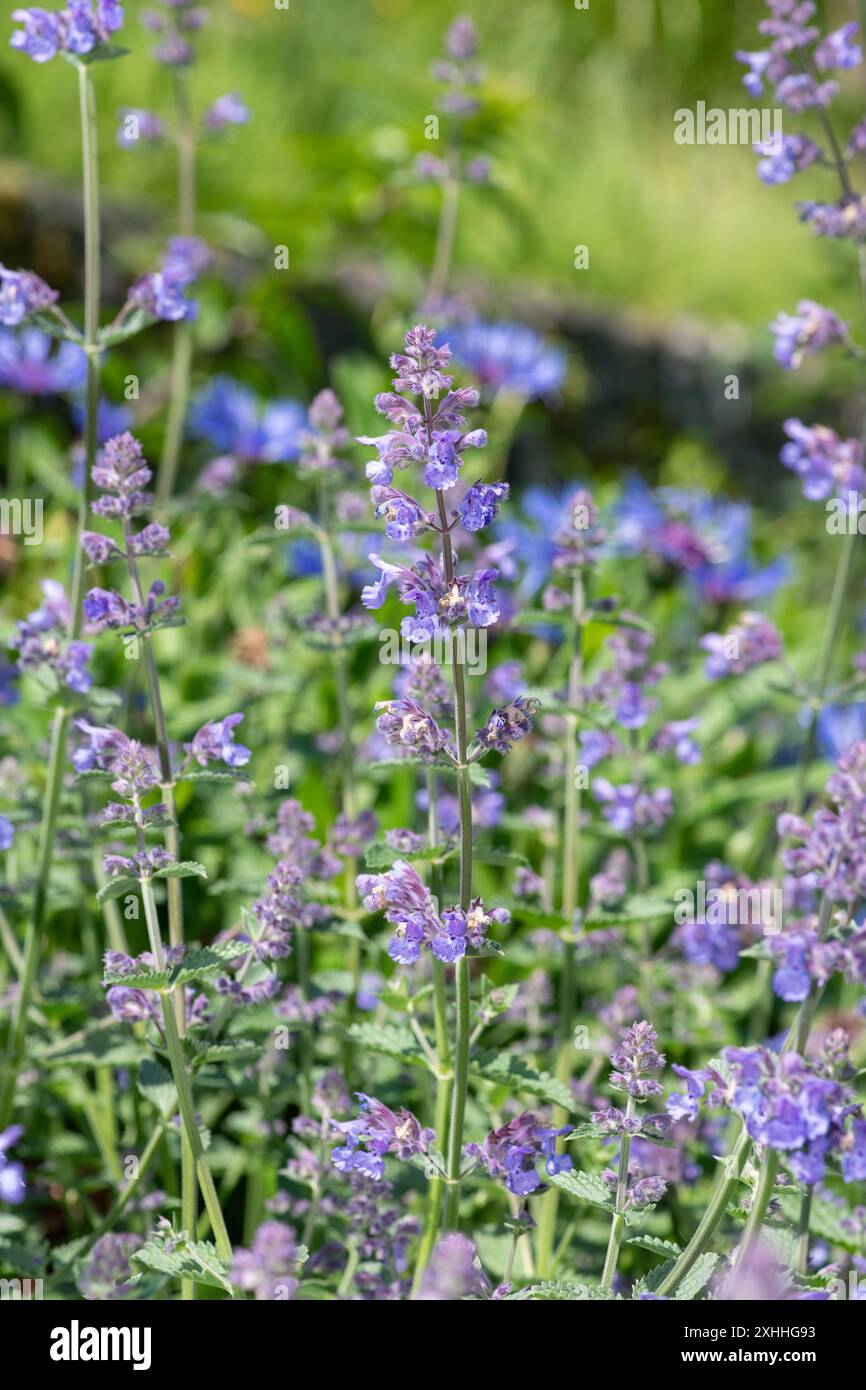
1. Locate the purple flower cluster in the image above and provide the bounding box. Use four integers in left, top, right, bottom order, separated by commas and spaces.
126, 237, 208, 323
779, 740, 866, 911
0, 265, 60, 327
331, 1093, 434, 1181
736, 5, 860, 112
770, 301, 849, 370
81, 431, 182, 634
230, 1221, 299, 1301
669, 1042, 864, 1186
357, 858, 509, 964
465, 1111, 572, 1196
780, 419, 866, 500
143, 0, 206, 70
9, 579, 92, 694
10, 2, 123, 64
182, 714, 251, 770
701, 611, 782, 679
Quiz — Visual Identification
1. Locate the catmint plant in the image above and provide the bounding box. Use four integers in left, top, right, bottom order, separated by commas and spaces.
358, 324, 538, 1238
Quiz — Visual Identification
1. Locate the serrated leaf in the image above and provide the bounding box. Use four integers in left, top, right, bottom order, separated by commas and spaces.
97, 876, 139, 905
181, 769, 251, 785
584, 894, 673, 929
103, 966, 169, 990
169, 939, 249, 987
132, 1238, 232, 1293
344, 1022, 428, 1069
154, 860, 208, 880
674, 1252, 720, 1300
527, 1280, 614, 1300
627, 1235, 682, 1257
38, 1027, 144, 1069
472, 1050, 574, 1110
549, 1168, 613, 1211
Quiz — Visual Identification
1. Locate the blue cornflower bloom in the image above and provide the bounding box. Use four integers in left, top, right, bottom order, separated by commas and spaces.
444, 320, 566, 399
191, 376, 306, 464
0, 328, 86, 395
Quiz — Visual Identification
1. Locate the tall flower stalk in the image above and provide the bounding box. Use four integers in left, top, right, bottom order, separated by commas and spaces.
0, 36, 105, 1130
358, 324, 533, 1231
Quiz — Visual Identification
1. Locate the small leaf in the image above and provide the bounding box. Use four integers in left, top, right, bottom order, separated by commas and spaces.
97, 876, 139, 905
154, 860, 208, 881
472, 1051, 573, 1110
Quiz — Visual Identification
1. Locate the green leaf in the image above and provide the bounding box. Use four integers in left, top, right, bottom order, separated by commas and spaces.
584, 894, 673, 929
181, 769, 252, 785
779, 1192, 863, 1254
103, 965, 169, 990
675, 1252, 720, 1300
132, 1238, 233, 1293
38, 1027, 144, 1069
548, 1168, 613, 1212
97, 876, 139, 905
472, 1051, 573, 1109
344, 1022, 428, 1069
169, 939, 249, 987
627, 1235, 682, 1257
526, 1280, 614, 1300
154, 860, 208, 880
137, 1059, 176, 1119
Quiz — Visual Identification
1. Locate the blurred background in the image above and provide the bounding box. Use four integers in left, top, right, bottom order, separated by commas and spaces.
2, 0, 866, 504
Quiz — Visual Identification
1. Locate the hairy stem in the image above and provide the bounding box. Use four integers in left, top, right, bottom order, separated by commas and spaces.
536, 570, 584, 1275
0, 64, 101, 1128
601, 1096, 634, 1291
156, 73, 196, 514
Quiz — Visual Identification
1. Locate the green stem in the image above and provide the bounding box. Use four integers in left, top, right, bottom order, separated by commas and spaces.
411, 777, 453, 1289
431, 470, 474, 1231
0, 707, 69, 1125
296, 927, 313, 1114
140, 876, 233, 1268
600, 1096, 634, 1291
0, 61, 101, 1129
84, 1118, 165, 1249
428, 175, 460, 303
318, 522, 362, 1077
536, 569, 584, 1276
731, 1149, 780, 1278
796, 1185, 813, 1277
156, 73, 196, 514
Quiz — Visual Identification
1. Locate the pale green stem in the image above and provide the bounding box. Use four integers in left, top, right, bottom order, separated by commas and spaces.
601, 1096, 634, 1291
431, 475, 474, 1231
0, 62, 101, 1129
411, 774, 453, 1289
139, 875, 233, 1268
536, 570, 584, 1276
156, 72, 196, 514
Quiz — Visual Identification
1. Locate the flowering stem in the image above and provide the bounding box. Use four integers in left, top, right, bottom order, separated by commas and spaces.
84, 1117, 165, 1250
317, 521, 363, 1081
536, 569, 584, 1276
796, 1185, 813, 1277
429, 174, 460, 303
0, 63, 101, 1130
600, 1096, 634, 1291
432, 478, 474, 1230
123, 541, 195, 1288
139, 874, 233, 1270
411, 774, 453, 1288
730, 1148, 780, 1279
156, 73, 196, 515
657, 888, 835, 1296
296, 927, 313, 1114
